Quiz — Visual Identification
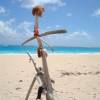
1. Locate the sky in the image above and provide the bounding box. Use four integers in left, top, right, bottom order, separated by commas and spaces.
0, 0, 100, 47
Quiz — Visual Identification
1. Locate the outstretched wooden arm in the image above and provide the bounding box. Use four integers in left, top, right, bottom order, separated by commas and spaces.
21, 29, 67, 46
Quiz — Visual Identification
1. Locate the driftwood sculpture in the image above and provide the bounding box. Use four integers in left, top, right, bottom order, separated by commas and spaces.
22, 5, 67, 100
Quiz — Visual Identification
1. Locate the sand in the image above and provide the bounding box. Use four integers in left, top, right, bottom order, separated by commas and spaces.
0, 54, 100, 100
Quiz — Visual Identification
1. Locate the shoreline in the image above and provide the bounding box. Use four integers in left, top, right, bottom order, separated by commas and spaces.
0, 52, 100, 55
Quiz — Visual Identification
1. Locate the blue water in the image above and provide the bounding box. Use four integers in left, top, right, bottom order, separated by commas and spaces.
0, 46, 100, 54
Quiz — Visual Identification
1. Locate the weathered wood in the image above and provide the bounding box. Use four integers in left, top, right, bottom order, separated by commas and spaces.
21, 29, 67, 46
25, 75, 36, 100
37, 37, 55, 100
27, 52, 38, 72
25, 51, 55, 100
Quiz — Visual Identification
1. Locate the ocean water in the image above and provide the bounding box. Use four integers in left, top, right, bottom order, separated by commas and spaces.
0, 46, 100, 54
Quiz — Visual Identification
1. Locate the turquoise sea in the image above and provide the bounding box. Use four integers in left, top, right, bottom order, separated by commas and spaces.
0, 46, 100, 54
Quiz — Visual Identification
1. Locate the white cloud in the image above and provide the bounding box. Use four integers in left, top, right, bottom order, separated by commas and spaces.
0, 19, 17, 45
17, 21, 32, 34
0, 19, 33, 45
0, 19, 98, 47
43, 30, 94, 47
0, 6, 6, 14
67, 13, 72, 17
0, 19, 97, 47
46, 26, 51, 29
63, 31, 95, 47
0, 19, 16, 36
67, 31, 90, 39
92, 8, 100, 16
18, 0, 66, 8
55, 25, 61, 28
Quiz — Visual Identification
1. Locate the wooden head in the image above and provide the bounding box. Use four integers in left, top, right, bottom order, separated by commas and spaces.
32, 5, 44, 17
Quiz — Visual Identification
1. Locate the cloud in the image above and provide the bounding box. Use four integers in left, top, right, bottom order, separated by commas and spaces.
0, 19, 33, 45
0, 6, 6, 14
17, 21, 33, 34
0, 19, 16, 36
65, 31, 97, 47
0, 19, 17, 45
18, 0, 66, 8
64, 31, 98, 47
0, 20, 97, 47
43, 30, 93, 47
67, 31, 90, 39
92, 8, 100, 16
55, 25, 61, 28
0, 18, 96, 47
66, 13, 72, 17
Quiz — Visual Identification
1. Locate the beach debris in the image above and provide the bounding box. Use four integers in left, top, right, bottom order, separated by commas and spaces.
16, 87, 22, 90
19, 80, 23, 82
21, 70, 24, 72
61, 71, 100, 77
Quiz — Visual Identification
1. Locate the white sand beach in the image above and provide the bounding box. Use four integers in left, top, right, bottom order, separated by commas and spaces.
0, 54, 100, 100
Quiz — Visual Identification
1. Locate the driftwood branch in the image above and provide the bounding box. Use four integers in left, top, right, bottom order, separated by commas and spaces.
25, 75, 37, 100
27, 52, 38, 72
25, 53, 38, 100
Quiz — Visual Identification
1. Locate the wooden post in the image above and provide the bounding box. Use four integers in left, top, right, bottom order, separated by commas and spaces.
37, 37, 55, 100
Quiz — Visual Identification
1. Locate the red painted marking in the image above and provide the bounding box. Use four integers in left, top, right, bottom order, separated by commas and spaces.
34, 24, 39, 37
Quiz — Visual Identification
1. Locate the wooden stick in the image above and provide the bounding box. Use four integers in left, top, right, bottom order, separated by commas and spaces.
25, 75, 37, 100
27, 52, 38, 72
36, 37, 55, 100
